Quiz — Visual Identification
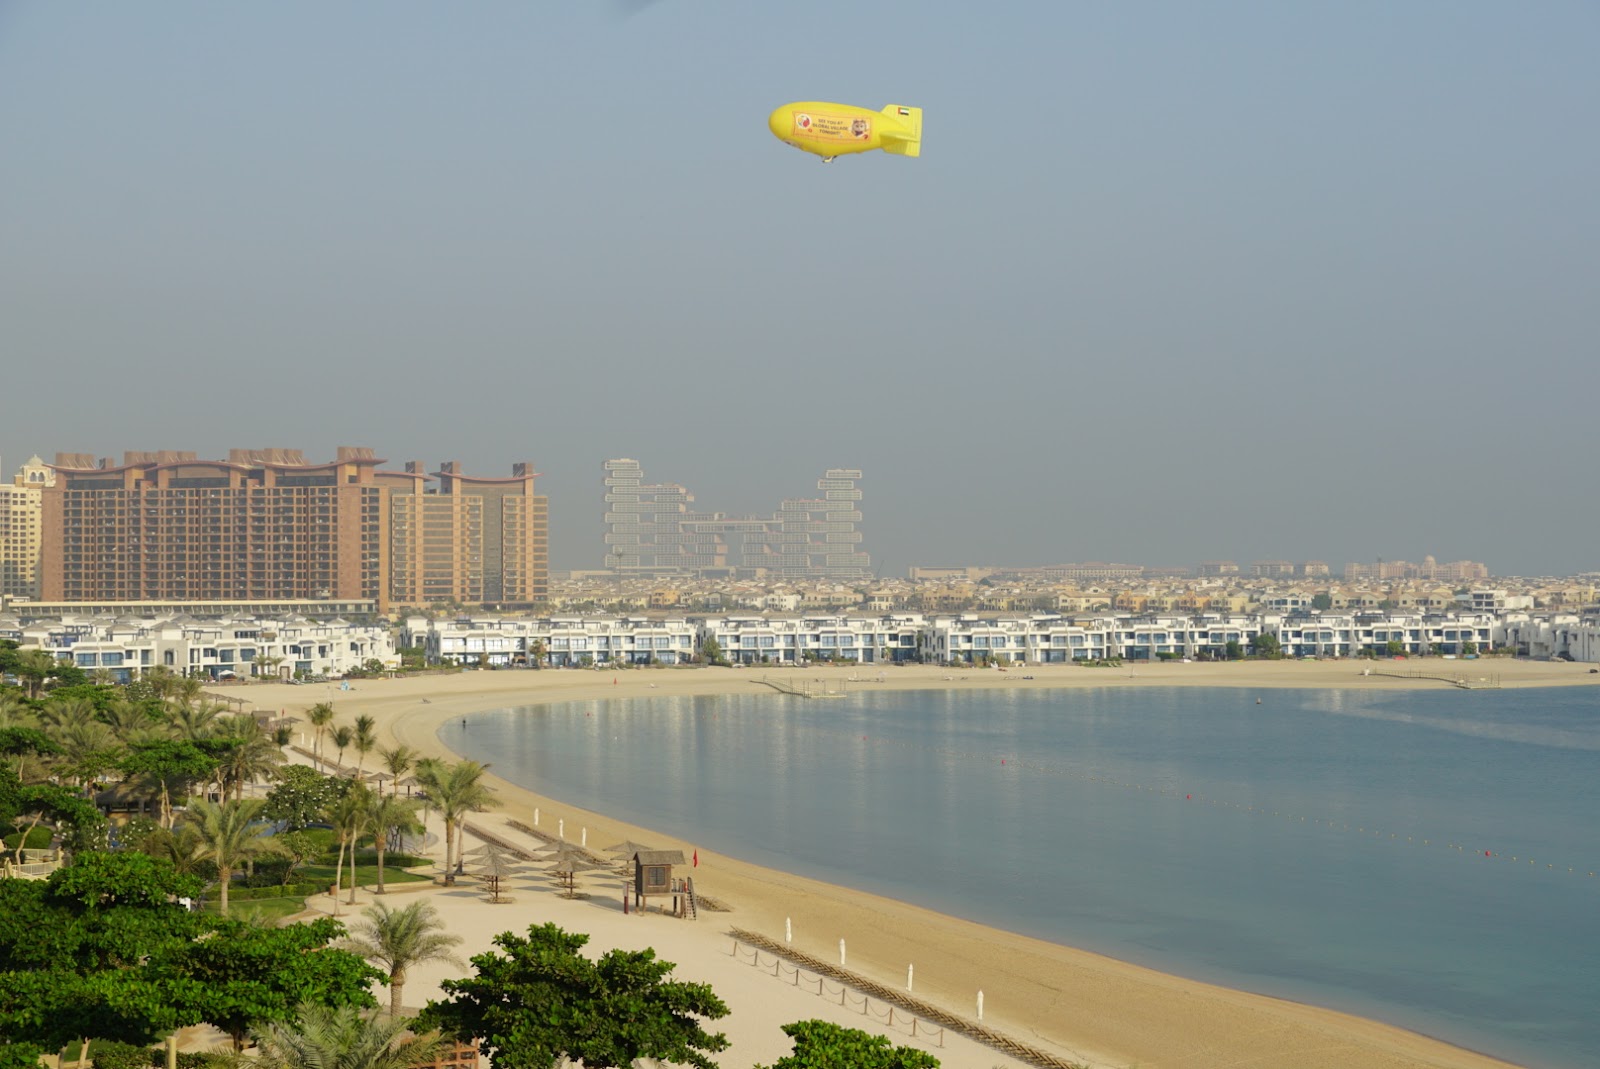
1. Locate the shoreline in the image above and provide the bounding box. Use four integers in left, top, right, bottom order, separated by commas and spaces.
254, 660, 1590, 1069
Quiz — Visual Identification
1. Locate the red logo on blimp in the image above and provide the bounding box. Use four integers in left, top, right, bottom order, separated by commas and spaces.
796, 113, 812, 130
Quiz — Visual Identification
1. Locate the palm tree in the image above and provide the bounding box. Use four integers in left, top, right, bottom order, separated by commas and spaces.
412, 758, 499, 885
343, 900, 462, 1016
143, 665, 179, 701
39, 697, 99, 735
13, 649, 59, 699
139, 821, 207, 877
378, 744, 416, 797
182, 797, 286, 916
326, 783, 372, 909
528, 638, 547, 668
252, 1004, 443, 1069
101, 698, 161, 742
47, 718, 120, 790
330, 725, 355, 771
353, 714, 377, 777
365, 794, 422, 895
307, 701, 336, 762
0, 693, 36, 730
210, 715, 285, 799
166, 699, 225, 740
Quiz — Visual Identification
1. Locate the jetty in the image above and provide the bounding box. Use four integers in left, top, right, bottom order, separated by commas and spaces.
757, 676, 848, 699
1364, 668, 1501, 689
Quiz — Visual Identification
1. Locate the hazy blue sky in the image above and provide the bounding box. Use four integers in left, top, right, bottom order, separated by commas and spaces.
3, 2, 1596, 577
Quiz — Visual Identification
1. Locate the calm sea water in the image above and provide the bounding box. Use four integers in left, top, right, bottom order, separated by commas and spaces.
439, 685, 1600, 1069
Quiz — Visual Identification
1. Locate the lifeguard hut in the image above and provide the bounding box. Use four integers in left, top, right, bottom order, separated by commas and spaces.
630, 850, 695, 917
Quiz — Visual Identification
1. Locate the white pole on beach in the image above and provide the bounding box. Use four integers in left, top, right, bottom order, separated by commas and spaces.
558, 819, 565, 840
977, 990, 984, 1022
839, 939, 846, 967
907, 964, 914, 991
581, 827, 587, 847
534, 808, 539, 826
785, 917, 792, 943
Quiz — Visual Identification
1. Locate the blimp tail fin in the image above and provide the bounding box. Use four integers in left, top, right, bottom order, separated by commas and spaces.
880, 105, 922, 158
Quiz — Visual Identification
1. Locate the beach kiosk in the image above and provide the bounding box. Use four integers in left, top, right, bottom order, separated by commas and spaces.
631, 849, 691, 916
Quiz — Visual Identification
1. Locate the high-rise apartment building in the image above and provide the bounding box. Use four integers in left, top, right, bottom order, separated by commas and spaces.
603, 459, 869, 579
39, 448, 548, 611
0, 456, 53, 599
382, 461, 547, 606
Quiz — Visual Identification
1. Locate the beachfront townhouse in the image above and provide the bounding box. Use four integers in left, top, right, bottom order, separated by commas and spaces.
697, 613, 924, 664
13, 612, 394, 681
1266, 611, 1496, 657
422, 614, 697, 667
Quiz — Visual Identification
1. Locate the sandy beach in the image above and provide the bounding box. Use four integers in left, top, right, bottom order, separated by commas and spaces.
257, 659, 1594, 1069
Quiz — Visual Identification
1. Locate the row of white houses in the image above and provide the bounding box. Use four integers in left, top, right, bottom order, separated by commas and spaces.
1, 612, 396, 681
409, 609, 1600, 666
6, 609, 1592, 680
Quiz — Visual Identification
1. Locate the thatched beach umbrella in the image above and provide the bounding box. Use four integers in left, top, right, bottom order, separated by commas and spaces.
535, 843, 611, 898
602, 839, 656, 858
472, 851, 524, 903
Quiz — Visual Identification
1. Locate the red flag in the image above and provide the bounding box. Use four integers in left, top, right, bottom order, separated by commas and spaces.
692, 849, 699, 867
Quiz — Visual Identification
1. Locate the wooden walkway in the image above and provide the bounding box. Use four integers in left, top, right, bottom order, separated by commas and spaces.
757, 677, 848, 699
1366, 669, 1501, 689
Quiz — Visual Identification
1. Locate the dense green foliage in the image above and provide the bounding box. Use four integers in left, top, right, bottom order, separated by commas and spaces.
264, 765, 349, 830
419, 922, 729, 1069
0, 852, 378, 1053
757, 1021, 941, 1069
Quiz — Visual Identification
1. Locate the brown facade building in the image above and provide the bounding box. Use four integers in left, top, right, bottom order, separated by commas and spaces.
380, 461, 548, 606
40, 448, 547, 611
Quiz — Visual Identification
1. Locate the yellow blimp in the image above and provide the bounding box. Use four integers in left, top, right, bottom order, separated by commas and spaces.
768, 101, 922, 162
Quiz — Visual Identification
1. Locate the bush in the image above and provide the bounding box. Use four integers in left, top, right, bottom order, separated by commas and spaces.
92, 1042, 151, 1069
2, 827, 55, 851
227, 881, 322, 901
149, 1053, 233, 1069
241, 856, 296, 887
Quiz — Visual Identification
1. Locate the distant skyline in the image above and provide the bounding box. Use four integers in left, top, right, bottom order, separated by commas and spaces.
3, 3, 1596, 576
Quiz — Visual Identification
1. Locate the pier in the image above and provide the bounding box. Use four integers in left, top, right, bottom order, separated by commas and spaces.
758, 676, 849, 698
1364, 668, 1501, 689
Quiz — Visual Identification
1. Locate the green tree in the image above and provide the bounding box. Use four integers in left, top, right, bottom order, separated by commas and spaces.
418, 923, 728, 1069
330, 726, 355, 771
378, 745, 416, 798
1462, 640, 1478, 656
264, 766, 348, 831
1249, 632, 1282, 658
1311, 593, 1334, 611
411, 760, 498, 885
352, 716, 377, 777
181, 797, 286, 916
165, 701, 225, 742
364, 794, 422, 895
0, 853, 204, 1052
11, 650, 61, 700
154, 917, 382, 1051
119, 740, 217, 829
699, 636, 725, 666
1224, 639, 1243, 661
1385, 639, 1406, 657
326, 784, 373, 906
756, 1020, 940, 1069
307, 703, 336, 762
204, 715, 285, 801
343, 900, 462, 1016
253, 1004, 443, 1069
0, 727, 60, 784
